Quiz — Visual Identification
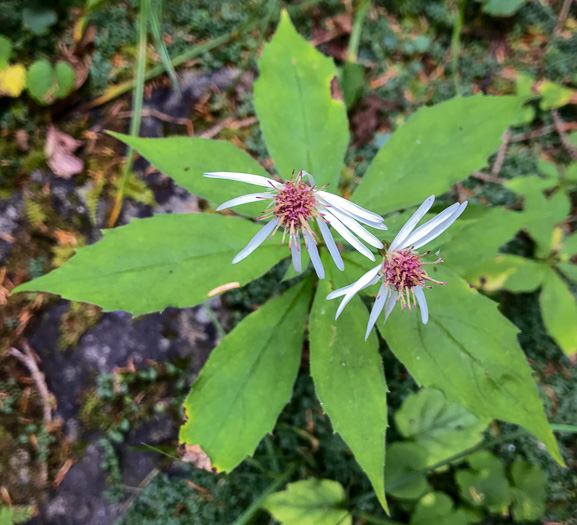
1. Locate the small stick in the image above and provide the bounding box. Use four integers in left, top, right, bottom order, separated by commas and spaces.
554, 0, 574, 36
199, 116, 258, 139
471, 171, 506, 185
552, 109, 577, 161
491, 131, 510, 178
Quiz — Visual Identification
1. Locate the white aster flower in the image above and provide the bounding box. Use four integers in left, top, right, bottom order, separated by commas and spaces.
327, 195, 468, 340
203, 170, 387, 279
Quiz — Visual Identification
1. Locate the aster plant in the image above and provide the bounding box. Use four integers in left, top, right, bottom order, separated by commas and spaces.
13, 11, 563, 511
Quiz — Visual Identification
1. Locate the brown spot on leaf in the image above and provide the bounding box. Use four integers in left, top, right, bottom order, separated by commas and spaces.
178, 444, 216, 473
330, 76, 343, 102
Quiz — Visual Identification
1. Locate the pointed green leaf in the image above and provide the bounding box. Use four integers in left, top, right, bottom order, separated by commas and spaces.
180, 278, 313, 471
382, 265, 563, 465
539, 267, 577, 356
395, 388, 488, 468
13, 214, 288, 315
558, 262, 577, 282
109, 132, 271, 218
353, 95, 523, 215
263, 479, 352, 525
310, 262, 388, 511
560, 232, 577, 259
254, 11, 349, 188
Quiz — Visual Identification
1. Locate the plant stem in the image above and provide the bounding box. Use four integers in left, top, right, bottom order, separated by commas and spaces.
355, 513, 403, 525
347, 0, 371, 63
107, 0, 148, 227
232, 465, 297, 525
202, 301, 226, 339
450, 0, 465, 96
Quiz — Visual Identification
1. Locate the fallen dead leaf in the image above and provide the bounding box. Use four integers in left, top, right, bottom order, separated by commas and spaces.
45, 126, 83, 179
178, 444, 216, 473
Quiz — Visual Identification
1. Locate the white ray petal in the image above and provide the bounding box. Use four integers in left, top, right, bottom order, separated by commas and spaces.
317, 191, 385, 224
204, 171, 282, 189
216, 193, 270, 211
323, 209, 375, 261
317, 218, 344, 271
365, 283, 388, 340
326, 274, 380, 300
232, 218, 279, 264
411, 201, 468, 250
291, 232, 302, 273
383, 289, 398, 325
305, 230, 324, 279
414, 286, 429, 324
301, 170, 315, 187
335, 264, 382, 319
400, 202, 460, 248
389, 195, 435, 252
328, 207, 384, 249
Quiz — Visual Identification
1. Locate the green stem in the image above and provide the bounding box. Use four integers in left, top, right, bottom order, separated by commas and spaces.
147, 0, 180, 92
450, 0, 465, 96
107, 0, 148, 227
355, 513, 403, 525
347, 0, 371, 63
232, 465, 297, 525
202, 301, 226, 339
551, 423, 577, 433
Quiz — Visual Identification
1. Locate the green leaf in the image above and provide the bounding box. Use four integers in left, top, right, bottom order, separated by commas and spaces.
384, 442, 432, 500
560, 232, 577, 259
54, 62, 75, 99
509, 460, 546, 521
539, 267, 577, 356
340, 61, 365, 109
13, 214, 288, 316
310, 264, 388, 511
455, 452, 511, 513
410, 492, 478, 525
0, 36, 12, 71
263, 479, 352, 525
468, 254, 547, 293
538, 79, 574, 110
109, 132, 269, 218
558, 262, 577, 282
565, 162, 577, 183
439, 206, 526, 277
22, 7, 57, 35
26, 60, 54, 104
0, 505, 34, 525
382, 265, 563, 465
352, 95, 523, 215
254, 11, 349, 188
180, 278, 313, 472
479, 0, 526, 17
395, 388, 487, 468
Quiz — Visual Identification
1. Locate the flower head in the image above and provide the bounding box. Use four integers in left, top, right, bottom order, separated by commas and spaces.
204, 170, 387, 279
326, 195, 468, 339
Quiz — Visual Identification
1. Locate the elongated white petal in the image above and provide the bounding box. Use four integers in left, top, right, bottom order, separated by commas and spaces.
291, 232, 302, 273
317, 191, 385, 224
326, 274, 380, 300
389, 195, 435, 252
365, 283, 388, 340
321, 200, 388, 230
302, 170, 315, 187
401, 202, 460, 248
305, 230, 324, 279
323, 209, 375, 261
414, 286, 429, 324
328, 206, 384, 249
411, 201, 468, 250
216, 192, 270, 211
317, 218, 344, 271
335, 264, 382, 319
204, 171, 282, 189
383, 289, 398, 324
232, 218, 279, 264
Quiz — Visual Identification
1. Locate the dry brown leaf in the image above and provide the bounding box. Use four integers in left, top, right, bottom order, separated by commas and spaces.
45, 126, 83, 179
178, 444, 216, 473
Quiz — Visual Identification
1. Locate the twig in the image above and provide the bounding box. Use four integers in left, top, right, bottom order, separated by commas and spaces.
552, 108, 577, 161
116, 108, 192, 125
509, 122, 577, 142
121, 468, 160, 513
491, 131, 510, 178
198, 116, 258, 139
471, 171, 505, 184
554, 0, 574, 36
8, 343, 53, 424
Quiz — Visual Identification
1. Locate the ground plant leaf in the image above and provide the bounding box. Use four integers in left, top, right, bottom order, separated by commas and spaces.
109, 133, 270, 217
395, 388, 487, 467
263, 479, 352, 525
0, 64, 26, 97
179, 279, 313, 472
382, 266, 563, 465
384, 442, 432, 500
0, 35, 12, 71
253, 10, 349, 188
539, 267, 577, 356
310, 266, 388, 512
410, 492, 478, 525
352, 95, 523, 215
468, 255, 547, 293
13, 214, 288, 315
509, 460, 546, 521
